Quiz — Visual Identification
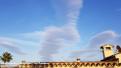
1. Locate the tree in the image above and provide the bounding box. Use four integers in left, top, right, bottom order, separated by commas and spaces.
0, 52, 13, 64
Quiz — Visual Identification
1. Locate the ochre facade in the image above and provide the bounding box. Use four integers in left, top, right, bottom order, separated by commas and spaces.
19, 62, 121, 68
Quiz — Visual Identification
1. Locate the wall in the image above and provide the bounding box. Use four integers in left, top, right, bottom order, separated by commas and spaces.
18, 62, 121, 68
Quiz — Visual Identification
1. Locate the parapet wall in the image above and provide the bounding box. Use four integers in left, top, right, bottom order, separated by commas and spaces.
19, 62, 121, 68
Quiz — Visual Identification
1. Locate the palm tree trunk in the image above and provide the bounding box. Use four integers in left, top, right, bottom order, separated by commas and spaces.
4, 62, 6, 68
0, 63, 1, 68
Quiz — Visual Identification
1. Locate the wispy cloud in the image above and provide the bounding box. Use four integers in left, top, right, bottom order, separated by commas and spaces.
39, 0, 83, 61
39, 25, 81, 61
69, 30, 121, 61
72, 30, 120, 61
70, 49, 99, 55
20, 31, 42, 42
0, 37, 26, 55
89, 30, 118, 48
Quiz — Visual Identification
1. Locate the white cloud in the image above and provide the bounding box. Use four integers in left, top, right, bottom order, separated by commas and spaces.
39, 0, 83, 61
20, 31, 42, 42
0, 37, 26, 55
39, 25, 80, 61
89, 30, 118, 48
69, 30, 121, 61
75, 30, 120, 61
3, 30, 121, 61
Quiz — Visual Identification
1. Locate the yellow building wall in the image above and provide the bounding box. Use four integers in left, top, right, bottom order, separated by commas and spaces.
19, 62, 121, 68
116, 53, 121, 63
46, 66, 121, 68
101, 44, 114, 58
44, 63, 121, 68
103, 50, 113, 58
19, 64, 121, 68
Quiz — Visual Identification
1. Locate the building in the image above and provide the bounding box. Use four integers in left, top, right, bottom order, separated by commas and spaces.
19, 44, 121, 68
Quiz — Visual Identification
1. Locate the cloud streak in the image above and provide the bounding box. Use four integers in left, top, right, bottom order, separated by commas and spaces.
69, 30, 121, 61
39, 0, 83, 61
0, 37, 26, 55
89, 30, 118, 48
76, 30, 120, 61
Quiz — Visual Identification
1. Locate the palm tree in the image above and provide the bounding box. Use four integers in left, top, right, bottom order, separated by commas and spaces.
0, 52, 13, 64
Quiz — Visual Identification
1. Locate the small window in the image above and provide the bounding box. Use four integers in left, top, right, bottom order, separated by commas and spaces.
106, 47, 111, 50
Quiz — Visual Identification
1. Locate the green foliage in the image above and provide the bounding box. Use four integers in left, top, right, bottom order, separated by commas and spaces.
0, 52, 13, 63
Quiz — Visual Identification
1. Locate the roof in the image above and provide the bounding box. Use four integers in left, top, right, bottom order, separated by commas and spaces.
101, 54, 118, 62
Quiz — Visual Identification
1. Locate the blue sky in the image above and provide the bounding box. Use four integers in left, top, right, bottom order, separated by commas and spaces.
0, 0, 121, 63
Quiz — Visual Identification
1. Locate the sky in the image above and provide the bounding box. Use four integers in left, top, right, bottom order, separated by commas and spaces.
0, 0, 121, 63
